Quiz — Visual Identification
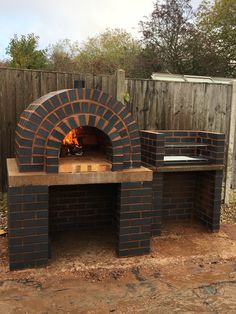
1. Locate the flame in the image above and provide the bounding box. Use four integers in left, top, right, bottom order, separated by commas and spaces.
63, 129, 79, 146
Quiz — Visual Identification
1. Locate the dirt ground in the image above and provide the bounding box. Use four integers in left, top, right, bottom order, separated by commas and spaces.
0, 221, 236, 313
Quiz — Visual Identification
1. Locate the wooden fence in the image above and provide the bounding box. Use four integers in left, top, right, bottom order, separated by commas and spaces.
126, 79, 232, 132
0, 67, 236, 202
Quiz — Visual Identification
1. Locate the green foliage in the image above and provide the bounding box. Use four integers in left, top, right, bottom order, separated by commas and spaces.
139, 0, 236, 78
47, 29, 142, 77
74, 29, 142, 76
196, 0, 236, 77
47, 39, 80, 72
123, 92, 130, 103
6, 33, 48, 69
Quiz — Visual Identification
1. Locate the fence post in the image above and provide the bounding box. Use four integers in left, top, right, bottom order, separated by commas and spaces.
225, 80, 236, 203
116, 69, 125, 103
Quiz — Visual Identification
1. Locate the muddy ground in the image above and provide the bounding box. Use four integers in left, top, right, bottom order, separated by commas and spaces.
0, 221, 236, 313
1, 194, 236, 313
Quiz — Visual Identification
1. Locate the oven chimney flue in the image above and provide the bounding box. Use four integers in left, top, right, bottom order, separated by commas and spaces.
74, 80, 85, 89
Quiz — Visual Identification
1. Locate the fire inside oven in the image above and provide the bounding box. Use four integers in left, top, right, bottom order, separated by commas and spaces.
59, 126, 113, 172
61, 127, 83, 157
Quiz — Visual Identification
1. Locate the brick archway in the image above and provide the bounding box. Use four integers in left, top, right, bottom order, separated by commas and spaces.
16, 88, 141, 172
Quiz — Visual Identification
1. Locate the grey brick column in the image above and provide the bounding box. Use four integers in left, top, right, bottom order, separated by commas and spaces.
8, 185, 48, 270
195, 170, 223, 231
117, 181, 152, 257
152, 172, 163, 236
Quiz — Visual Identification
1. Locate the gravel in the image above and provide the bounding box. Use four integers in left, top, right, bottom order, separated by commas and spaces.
221, 204, 236, 224
0, 194, 7, 231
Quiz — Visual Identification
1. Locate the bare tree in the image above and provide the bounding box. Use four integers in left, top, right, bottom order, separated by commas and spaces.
139, 0, 194, 73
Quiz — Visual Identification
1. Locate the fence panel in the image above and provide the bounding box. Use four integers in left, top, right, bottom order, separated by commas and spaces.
126, 79, 232, 133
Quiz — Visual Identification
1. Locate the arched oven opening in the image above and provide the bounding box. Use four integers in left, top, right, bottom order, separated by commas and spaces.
59, 126, 113, 172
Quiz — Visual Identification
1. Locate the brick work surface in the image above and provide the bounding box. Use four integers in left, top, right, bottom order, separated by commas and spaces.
16, 88, 141, 173
117, 181, 153, 257
141, 130, 224, 234
49, 184, 117, 232
8, 185, 48, 270
140, 130, 225, 163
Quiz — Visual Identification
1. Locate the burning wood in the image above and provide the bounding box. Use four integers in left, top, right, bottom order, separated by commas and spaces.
62, 129, 83, 156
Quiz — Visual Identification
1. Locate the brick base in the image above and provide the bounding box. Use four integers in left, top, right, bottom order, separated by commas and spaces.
7, 170, 223, 270
152, 171, 223, 234
49, 184, 117, 232
8, 186, 48, 270
117, 182, 152, 256
8, 181, 153, 270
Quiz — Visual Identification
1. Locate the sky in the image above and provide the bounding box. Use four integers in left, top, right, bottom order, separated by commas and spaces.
0, 0, 202, 59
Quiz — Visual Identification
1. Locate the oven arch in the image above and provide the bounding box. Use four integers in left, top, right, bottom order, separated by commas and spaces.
16, 88, 141, 172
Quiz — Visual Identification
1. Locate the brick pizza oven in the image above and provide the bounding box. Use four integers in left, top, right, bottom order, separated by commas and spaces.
7, 84, 225, 270
15, 87, 141, 172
